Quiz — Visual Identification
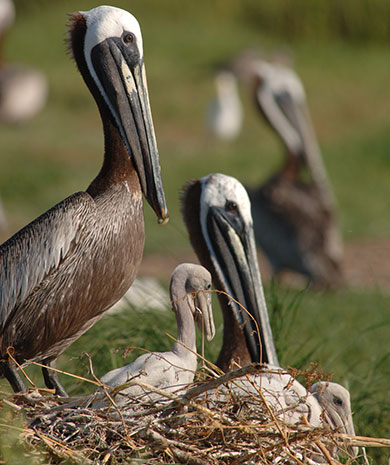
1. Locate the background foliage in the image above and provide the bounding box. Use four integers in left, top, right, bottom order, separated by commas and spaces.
0, 0, 389, 463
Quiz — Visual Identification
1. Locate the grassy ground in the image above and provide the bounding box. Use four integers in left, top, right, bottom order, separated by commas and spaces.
0, 0, 389, 463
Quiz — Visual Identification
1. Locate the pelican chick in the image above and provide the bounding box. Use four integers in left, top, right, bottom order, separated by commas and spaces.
97, 263, 215, 407
204, 367, 357, 458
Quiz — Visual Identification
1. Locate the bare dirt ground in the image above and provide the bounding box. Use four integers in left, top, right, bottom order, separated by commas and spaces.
139, 237, 390, 293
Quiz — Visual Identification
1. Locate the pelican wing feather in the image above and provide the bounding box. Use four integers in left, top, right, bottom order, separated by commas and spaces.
0, 192, 95, 331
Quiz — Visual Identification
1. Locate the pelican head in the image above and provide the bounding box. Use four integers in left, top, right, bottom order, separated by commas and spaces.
311, 382, 358, 457
183, 173, 278, 366
69, 6, 168, 223
170, 263, 215, 342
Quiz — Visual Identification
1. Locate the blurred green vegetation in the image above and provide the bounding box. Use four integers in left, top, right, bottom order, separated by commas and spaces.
243, 0, 390, 43
0, 0, 389, 463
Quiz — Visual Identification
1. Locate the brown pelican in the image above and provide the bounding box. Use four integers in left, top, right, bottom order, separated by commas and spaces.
204, 368, 357, 458
97, 263, 215, 407
0, 0, 48, 123
230, 51, 343, 288
0, 5, 168, 395
181, 173, 279, 371
207, 70, 243, 141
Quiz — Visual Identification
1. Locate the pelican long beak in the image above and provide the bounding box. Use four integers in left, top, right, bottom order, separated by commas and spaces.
194, 291, 215, 342
206, 206, 278, 365
327, 407, 358, 457
90, 38, 168, 224
256, 86, 304, 159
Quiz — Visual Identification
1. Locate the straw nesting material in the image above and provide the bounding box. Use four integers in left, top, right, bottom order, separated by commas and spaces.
0, 363, 376, 464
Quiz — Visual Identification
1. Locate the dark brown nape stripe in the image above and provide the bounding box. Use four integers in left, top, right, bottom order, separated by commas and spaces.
66, 13, 86, 67
181, 180, 213, 273
181, 179, 228, 309
65, 12, 103, 112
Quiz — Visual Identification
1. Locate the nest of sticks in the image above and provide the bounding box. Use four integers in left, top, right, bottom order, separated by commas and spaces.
0, 362, 388, 464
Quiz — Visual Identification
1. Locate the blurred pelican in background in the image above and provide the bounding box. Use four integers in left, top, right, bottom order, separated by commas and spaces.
211, 49, 343, 288
0, 0, 48, 123
206, 70, 243, 141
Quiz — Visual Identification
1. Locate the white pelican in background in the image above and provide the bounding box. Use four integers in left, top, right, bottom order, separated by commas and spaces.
97, 263, 215, 407
0, 6, 168, 396
0, 0, 48, 123
207, 70, 243, 140
229, 50, 343, 288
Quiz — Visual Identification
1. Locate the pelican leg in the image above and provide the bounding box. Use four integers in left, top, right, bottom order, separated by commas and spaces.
42, 361, 68, 397
2, 362, 27, 392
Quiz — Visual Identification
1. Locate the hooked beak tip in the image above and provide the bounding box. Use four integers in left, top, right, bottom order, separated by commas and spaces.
158, 210, 169, 225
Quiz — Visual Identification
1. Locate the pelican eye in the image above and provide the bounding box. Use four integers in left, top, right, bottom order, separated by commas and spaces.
333, 396, 343, 407
225, 200, 238, 214
123, 33, 135, 44
206, 283, 212, 290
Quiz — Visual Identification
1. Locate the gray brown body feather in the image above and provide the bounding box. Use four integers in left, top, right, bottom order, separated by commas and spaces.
248, 170, 342, 287
0, 179, 143, 367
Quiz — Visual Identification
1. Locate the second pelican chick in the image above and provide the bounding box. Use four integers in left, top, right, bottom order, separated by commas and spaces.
98, 263, 215, 406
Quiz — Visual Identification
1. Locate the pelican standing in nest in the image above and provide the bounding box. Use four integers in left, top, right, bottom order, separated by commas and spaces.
97, 263, 215, 407
181, 173, 278, 371
230, 51, 343, 288
0, 6, 168, 395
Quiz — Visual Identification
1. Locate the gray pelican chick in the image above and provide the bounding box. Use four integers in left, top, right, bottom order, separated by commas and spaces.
0, 6, 168, 395
230, 51, 343, 288
204, 367, 357, 458
182, 173, 278, 371
97, 263, 215, 407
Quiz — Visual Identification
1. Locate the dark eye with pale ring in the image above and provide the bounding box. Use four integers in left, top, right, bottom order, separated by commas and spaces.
333, 396, 343, 407
206, 283, 212, 290
225, 200, 238, 214
123, 33, 135, 44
